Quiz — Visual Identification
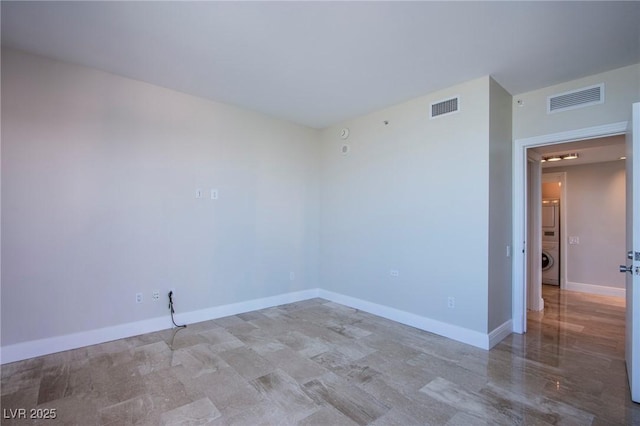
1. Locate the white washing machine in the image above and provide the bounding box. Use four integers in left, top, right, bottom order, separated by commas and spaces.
542, 241, 560, 285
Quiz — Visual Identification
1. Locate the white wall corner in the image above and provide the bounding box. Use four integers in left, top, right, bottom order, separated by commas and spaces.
488, 320, 513, 349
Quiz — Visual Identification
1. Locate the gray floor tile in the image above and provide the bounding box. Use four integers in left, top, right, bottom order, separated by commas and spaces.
1, 286, 639, 425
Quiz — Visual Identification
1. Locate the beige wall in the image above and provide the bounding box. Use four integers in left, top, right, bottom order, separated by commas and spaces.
5, 47, 636, 357
545, 161, 626, 290
488, 78, 513, 331
542, 182, 561, 199
319, 76, 498, 335
1, 48, 321, 346
0, 49, 515, 354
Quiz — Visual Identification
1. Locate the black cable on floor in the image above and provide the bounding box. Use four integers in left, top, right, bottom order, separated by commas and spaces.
168, 291, 187, 328
169, 326, 186, 350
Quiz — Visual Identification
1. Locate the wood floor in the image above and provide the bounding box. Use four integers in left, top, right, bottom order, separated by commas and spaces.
1, 286, 639, 425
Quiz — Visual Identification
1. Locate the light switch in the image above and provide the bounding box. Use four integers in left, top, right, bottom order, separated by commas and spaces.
195, 188, 203, 199
211, 189, 218, 200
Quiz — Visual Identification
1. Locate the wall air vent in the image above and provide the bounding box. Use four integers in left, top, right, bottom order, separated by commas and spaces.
430, 96, 459, 118
547, 83, 604, 114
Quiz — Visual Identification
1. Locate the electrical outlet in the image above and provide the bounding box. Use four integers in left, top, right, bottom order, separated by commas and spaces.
447, 297, 455, 309
152, 290, 160, 301
211, 189, 218, 200
136, 292, 143, 304
389, 269, 399, 277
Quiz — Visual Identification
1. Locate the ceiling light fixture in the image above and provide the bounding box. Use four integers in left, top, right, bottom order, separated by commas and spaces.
562, 153, 579, 160
541, 153, 580, 163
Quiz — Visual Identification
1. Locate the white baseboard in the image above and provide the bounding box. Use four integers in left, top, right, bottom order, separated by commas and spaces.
175, 289, 320, 326
565, 281, 625, 298
317, 289, 499, 350
0, 289, 320, 365
1, 287, 509, 364
489, 320, 513, 349
0, 316, 171, 366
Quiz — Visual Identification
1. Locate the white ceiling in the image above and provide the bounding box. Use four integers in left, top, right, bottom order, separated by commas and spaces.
2, 1, 639, 129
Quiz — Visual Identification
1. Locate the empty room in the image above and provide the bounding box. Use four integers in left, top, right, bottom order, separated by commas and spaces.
2, 2, 640, 425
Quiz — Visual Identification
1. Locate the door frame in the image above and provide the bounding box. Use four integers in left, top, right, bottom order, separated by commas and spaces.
512, 121, 628, 333
527, 151, 544, 312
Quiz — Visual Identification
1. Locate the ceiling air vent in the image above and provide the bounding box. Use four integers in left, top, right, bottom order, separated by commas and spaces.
430, 96, 459, 119
547, 83, 604, 114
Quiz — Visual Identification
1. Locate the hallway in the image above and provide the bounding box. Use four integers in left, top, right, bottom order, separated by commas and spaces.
501, 285, 637, 424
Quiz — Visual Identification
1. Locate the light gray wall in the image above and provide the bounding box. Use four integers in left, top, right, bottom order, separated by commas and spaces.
319, 77, 492, 333
545, 161, 626, 289
1, 49, 321, 346
513, 64, 640, 140
8, 47, 634, 355
488, 78, 513, 330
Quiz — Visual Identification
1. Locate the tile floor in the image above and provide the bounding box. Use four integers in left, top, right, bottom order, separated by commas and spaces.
1, 286, 639, 425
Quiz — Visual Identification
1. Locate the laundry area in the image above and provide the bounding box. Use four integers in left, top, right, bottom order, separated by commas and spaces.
539, 150, 626, 297
542, 198, 560, 286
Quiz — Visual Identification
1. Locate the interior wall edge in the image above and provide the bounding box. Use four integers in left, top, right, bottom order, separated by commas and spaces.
489, 319, 514, 349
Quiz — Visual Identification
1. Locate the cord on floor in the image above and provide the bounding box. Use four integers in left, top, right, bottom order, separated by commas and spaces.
168, 291, 187, 328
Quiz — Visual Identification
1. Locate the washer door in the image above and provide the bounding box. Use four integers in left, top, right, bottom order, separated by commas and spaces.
542, 250, 554, 271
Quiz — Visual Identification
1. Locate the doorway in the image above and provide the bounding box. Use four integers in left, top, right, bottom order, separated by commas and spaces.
512, 121, 628, 333
530, 135, 626, 303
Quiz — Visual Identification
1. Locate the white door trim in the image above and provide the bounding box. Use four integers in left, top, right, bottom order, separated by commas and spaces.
527, 153, 543, 312
512, 121, 628, 333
